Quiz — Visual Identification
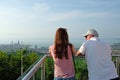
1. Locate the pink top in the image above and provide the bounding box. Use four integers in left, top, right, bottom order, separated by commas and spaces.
49, 45, 75, 78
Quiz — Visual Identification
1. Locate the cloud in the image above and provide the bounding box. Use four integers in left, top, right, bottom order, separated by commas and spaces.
0, 0, 120, 41
47, 11, 80, 21
2, 2, 57, 23
0, 6, 36, 27
0, 2, 119, 26
32, 3, 50, 13
47, 10, 120, 22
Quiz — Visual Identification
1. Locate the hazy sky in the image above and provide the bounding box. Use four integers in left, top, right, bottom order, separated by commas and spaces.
0, 0, 120, 44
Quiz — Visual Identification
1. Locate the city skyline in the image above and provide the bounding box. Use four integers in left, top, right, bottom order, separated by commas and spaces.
0, 0, 120, 44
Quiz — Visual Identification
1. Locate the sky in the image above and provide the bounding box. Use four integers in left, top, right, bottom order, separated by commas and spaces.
0, 0, 120, 44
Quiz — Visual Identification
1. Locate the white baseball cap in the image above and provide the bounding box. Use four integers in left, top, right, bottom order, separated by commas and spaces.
83, 29, 99, 37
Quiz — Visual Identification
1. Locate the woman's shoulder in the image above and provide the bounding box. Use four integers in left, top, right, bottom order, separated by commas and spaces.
49, 44, 54, 48
49, 44, 55, 51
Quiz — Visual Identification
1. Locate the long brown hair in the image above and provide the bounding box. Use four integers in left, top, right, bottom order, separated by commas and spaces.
54, 28, 69, 59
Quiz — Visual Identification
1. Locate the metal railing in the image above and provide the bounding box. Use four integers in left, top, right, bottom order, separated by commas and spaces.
17, 54, 48, 80
17, 54, 120, 80
113, 54, 120, 75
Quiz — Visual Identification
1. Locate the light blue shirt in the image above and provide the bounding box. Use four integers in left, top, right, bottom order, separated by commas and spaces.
79, 37, 118, 80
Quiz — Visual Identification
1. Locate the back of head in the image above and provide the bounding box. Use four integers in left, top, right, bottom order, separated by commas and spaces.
84, 29, 99, 37
55, 28, 69, 44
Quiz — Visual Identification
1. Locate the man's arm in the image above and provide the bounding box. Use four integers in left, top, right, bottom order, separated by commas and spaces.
76, 50, 84, 56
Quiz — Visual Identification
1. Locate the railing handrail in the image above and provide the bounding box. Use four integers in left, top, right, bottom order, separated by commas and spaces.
112, 54, 120, 57
19, 53, 120, 80
22, 54, 48, 80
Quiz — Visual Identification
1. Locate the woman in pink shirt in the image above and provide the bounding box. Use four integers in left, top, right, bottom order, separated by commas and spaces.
49, 28, 76, 80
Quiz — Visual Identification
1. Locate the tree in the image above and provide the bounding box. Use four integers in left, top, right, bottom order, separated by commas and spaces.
24, 52, 39, 71
0, 49, 39, 80
0, 51, 9, 80
45, 57, 54, 80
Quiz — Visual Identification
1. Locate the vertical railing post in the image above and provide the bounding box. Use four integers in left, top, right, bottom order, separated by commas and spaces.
32, 75, 35, 80
41, 61, 45, 80
117, 56, 120, 75
20, 49, 23, 76
115, 56, 120, 76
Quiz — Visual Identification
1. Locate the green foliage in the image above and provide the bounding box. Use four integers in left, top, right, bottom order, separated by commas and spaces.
24, 52, 39, 71
0, 51, 9, 80
0, 50, 39, 80
75, 58, 88, 80
7, 53, 21, 80
34, 68, 41, 80
45, 57, 54, 80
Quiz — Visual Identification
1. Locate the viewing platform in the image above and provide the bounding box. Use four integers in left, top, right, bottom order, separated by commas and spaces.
17, 53, 120, 80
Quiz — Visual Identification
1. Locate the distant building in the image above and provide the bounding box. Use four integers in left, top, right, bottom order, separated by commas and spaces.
0, 41, 30, 53
0, 41, 48, 54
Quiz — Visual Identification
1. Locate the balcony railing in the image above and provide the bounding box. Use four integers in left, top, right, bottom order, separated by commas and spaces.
17, 53, 120, 80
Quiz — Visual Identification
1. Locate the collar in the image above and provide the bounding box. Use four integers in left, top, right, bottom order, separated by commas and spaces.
90, 37, 99, 40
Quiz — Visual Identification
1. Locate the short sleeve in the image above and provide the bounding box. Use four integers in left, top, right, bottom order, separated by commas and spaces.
79, 43, 86, 55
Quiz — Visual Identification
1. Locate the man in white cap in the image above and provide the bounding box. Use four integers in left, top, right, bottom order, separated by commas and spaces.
76, 29, 119, 80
